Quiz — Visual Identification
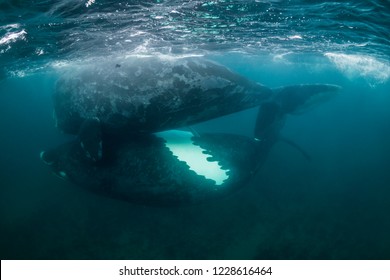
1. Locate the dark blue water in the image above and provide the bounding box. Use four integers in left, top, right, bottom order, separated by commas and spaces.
1, 1, 390, 259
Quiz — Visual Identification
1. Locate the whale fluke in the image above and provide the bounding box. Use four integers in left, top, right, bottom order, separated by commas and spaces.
272, 84, 341, 115
254, 84, 341, 141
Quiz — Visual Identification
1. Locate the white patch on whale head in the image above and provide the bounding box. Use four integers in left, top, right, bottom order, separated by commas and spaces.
155, 130, 229, 186
53, 171, 68, 180
40, 151, 54, 165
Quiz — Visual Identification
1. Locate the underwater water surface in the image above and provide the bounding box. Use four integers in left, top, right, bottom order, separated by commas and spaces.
1, 0, 390, 259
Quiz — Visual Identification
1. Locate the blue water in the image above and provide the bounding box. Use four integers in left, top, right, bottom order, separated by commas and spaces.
1, 0, 390, 259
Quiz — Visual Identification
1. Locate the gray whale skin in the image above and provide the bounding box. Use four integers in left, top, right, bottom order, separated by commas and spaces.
42, 63, 341, 206
54, 56, 275, 135
42, 130, 268, 206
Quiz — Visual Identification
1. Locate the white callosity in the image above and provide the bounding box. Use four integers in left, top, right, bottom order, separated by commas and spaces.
155, 130, 229, 186
40, 151, 54, 165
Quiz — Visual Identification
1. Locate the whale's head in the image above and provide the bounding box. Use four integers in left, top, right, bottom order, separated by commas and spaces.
40, 139, 110, 196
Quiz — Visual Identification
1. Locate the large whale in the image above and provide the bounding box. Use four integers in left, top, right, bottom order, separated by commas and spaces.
54, 56, 339, 138
41, 130, 264, 206
41, 82, 339, 206
54, 56, 272, 135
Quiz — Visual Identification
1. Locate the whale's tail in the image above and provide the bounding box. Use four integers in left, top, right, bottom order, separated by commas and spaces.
254, 84, 340, 142
272, 84, 341, 115
251, 84, 340, 169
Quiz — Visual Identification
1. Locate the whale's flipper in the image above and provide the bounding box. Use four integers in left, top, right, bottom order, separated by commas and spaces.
78, 117, 102, 162
272, 84, 341, 115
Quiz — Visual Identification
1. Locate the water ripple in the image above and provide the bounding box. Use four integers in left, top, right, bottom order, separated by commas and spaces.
0, 0, 389, 76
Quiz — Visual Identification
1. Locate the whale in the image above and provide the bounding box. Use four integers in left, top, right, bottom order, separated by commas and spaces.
41, 130, 265, 206
53, 56, 340, 138
41, 82, 340, 206
54, 56, 340, 162
54, 56, 272, 135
